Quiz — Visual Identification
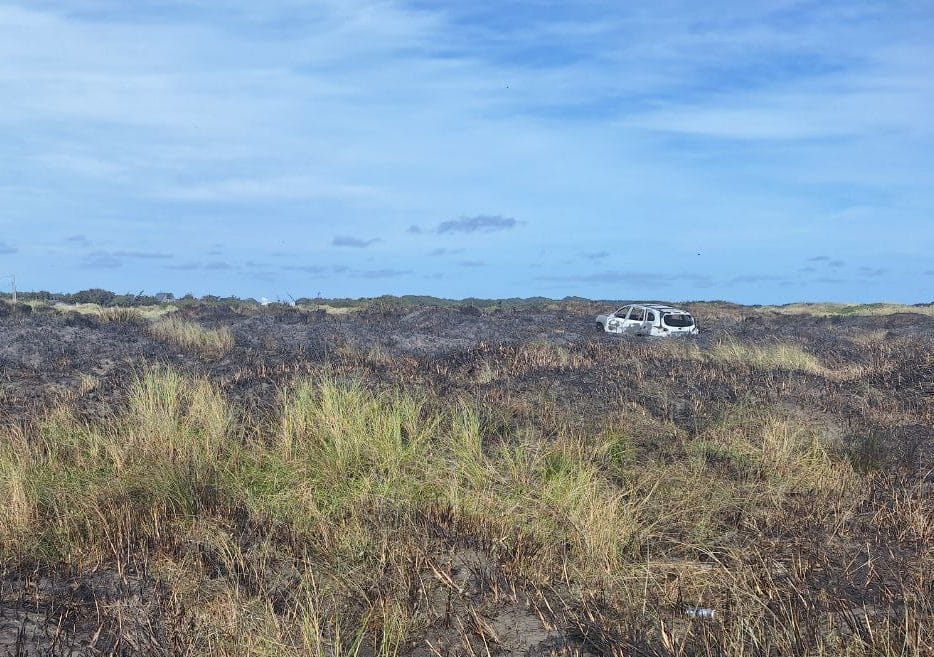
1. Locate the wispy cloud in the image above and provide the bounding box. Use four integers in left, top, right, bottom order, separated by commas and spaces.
282, 264, 409, 278
112, 250, 172, 259
538, 270, 801, 290
64, 234, 91, 247
164, 260, 256, 272
806, 256, 845, 268
726, 274, 791, 284
81, 251, 122, 269
332, 236, 381, 248
205, 261, 233, 270
408, 215, 522, 235
283, 264, 349, 274
436, 215, 520, 234
351, 268, 411, 279
80, 249, 172, 268
158, 177, 382, 202
536, 270, 664, 286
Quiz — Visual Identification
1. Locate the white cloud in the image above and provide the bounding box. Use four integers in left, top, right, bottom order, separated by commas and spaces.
0, 0, 931, 301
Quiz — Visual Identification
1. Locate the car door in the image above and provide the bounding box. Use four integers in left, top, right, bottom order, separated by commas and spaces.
625, 306, 645, 334
640, 309, 656, 335
606, 306, 630, 333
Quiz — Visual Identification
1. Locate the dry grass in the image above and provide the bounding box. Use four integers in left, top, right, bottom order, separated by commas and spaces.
76, 373, 100, 395
51, 302, 177, 321
1, 365, 929, 655
709, 339, 829, 374
760, 302, 934, 317
298, 303, 360, 315
656, 336, 863, 379
149, 316, 234, 356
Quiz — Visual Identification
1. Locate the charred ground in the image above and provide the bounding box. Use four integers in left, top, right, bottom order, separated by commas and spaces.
1, 299, 932, 656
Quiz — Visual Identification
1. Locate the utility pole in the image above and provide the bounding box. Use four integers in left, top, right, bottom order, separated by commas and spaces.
1, 275, 15, 303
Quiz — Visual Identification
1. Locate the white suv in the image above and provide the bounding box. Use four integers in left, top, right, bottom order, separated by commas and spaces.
596, 303, 698, 337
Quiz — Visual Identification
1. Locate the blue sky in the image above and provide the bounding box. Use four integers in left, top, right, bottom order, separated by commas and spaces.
0, 0, 932, 303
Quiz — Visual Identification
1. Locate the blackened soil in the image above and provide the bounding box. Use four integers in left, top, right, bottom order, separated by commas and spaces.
2, 303, 932, 442
1, 302, 932, 656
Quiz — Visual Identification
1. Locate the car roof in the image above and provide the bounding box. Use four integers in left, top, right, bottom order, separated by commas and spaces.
623, 303, 691, 314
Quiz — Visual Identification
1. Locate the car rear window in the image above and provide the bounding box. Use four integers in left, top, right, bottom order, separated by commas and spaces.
663, 313, 694, 327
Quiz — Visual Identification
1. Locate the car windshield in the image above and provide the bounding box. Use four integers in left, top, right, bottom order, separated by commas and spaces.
663, 313, 694, 327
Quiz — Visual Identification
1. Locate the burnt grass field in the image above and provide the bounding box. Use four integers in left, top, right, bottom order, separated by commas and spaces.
0, 299, 932, 656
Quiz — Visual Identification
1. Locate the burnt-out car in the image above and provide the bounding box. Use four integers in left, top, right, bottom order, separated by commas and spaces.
596, 303, 698, 337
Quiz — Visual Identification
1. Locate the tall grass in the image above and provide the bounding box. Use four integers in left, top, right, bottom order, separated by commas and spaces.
641, 337, 846, 378
149, 316, 234, 356
0, 370, 927, 656
0, 369, 230, 561
710, 339, 828, 374
50, 302, 177, 321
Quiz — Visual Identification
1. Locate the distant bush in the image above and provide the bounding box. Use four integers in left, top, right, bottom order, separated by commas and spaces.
67, 288, 118, 306
366, 295, 405, 315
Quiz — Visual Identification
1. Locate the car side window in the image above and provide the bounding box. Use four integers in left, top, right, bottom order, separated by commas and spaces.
645, 311, 655, 322
628, 307, 645, 321
615, 306, 630, 318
